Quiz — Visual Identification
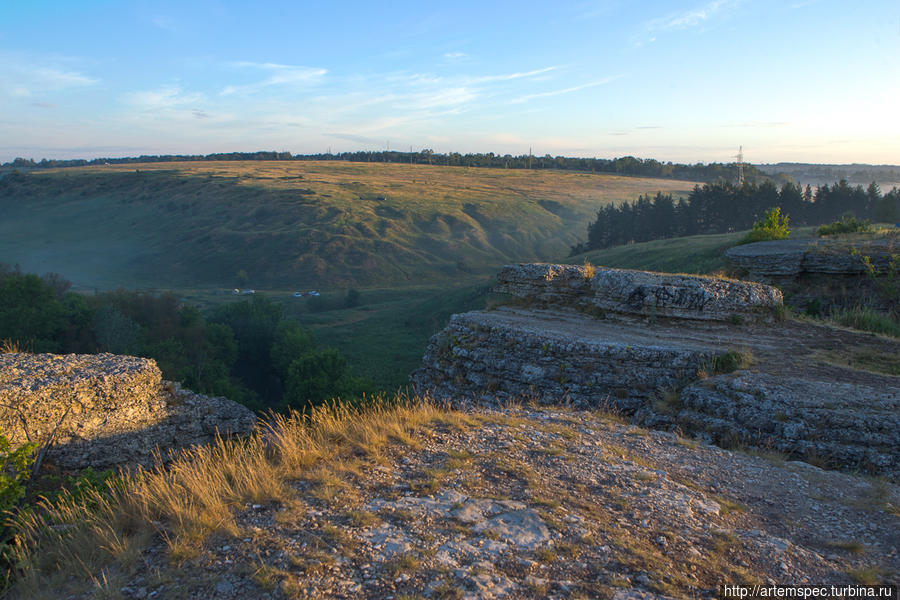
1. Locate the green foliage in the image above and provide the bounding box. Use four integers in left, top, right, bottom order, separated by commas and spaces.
817, 213, 872, 236
282, 348, 370, 411
270, 320, 315, 375
736, 207, 790, 245
0, 434, 35, 515
0, 268, 93, 353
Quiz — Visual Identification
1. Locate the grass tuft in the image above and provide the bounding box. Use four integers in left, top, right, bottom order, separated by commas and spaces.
7, 398, 454, 597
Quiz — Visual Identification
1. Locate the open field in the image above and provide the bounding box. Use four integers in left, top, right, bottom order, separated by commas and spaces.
0, 161, 697, 290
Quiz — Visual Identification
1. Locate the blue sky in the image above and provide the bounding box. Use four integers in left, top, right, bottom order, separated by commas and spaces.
1, 0, 898, 164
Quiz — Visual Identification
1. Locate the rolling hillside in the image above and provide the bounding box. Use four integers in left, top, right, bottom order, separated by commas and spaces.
0, 161, 697, 290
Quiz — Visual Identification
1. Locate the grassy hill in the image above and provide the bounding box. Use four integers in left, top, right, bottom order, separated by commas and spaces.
0, 161, 696, 291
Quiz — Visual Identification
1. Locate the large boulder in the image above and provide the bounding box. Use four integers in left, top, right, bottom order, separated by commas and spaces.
0, 352, 256, 470
495, 263, 782, 322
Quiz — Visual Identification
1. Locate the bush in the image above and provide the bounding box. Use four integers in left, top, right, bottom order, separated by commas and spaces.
0, 433, 35, 515
736, 207, 790, 245
817, 213, 872, 236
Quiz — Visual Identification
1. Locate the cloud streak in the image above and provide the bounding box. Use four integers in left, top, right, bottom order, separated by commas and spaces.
124, 86, 205, 111
647, 0, 742, 32
221, 62, 327, 95
510, 76, 621, 104
0, 58, 99, 98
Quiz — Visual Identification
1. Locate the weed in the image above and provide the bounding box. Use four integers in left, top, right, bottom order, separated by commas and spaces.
346, 509, 379, 528
713, 496, 747, 515
830, 306, 900, 338
846, 566, 889, 585
383, 553, 420, 577
534, 546, 557, 563
824, 540, 865, 555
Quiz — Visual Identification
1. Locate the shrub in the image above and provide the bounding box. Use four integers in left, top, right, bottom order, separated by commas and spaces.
0, 433, 35, 515
817, 213, 872, 236
736, 207, 790, 245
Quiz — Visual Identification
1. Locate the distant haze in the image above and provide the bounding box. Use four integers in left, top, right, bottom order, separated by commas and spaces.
1, 1, 898, 164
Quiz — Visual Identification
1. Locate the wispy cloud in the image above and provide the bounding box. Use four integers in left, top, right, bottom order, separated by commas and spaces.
221, 62, 327, 95
511, 76, 620, 104
124, 86, 205, 111
473, 66, 558, 83
647, 0, 742, 32
443, 52, 467, 59
0, 59, 99, 98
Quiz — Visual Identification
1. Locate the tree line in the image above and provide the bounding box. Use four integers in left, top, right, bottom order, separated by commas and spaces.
575, 180, 900, 252
1, 151, 769, 183
0, 265, 370, 413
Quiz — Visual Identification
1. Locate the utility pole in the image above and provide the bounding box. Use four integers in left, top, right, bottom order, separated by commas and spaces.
734, 146, 745, 186
528, 146, 533, 170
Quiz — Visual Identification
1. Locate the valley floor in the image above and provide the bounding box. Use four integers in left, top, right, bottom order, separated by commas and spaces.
17, 403, 899, 600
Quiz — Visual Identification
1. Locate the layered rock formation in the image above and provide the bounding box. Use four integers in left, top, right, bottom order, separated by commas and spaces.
725, 237, 898, 278
0, 352, 256, 469
413, 263, 900, 480
726, 236, 899, 313
495, 263, 782, 322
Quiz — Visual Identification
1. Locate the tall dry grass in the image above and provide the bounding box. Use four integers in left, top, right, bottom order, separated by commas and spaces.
7, 395, 457, 598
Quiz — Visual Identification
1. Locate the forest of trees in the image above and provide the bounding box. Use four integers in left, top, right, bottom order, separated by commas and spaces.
0, 265, 370, 413
1, 150, 769, 183
576, 180, 900, 252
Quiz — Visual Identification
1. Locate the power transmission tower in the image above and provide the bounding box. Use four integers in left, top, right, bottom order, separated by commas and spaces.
734, 146, 745, 186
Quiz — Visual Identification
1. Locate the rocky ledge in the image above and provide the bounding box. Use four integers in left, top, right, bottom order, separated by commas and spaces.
725, 237, 898, 278
0, 352, 256, 470
413, 264, 900, 480
495, 263, 782, 322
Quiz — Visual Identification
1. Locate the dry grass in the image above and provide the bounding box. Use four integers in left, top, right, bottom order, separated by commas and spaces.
7, 397, 457, 598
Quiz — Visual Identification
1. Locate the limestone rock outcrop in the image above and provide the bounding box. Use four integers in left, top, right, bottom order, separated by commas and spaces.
725, 237, 898, 278
495, 263, 782, 322
413, 263, 900, 480
725, 236, 899, 313
0, 352, 256, 470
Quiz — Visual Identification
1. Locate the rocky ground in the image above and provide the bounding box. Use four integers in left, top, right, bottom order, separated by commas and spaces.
72, 404, 899, 600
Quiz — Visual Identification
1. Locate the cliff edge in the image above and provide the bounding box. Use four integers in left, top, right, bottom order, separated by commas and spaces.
412, 264, 900, 481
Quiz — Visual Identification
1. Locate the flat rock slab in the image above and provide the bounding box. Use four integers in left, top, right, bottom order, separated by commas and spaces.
412, 307, 741, 412
412, 305, 900, 479
0, 352, 255, 469
495, 263, 782, 322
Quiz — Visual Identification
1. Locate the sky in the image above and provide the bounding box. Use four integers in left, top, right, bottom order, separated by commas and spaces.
1, 0, 898, 165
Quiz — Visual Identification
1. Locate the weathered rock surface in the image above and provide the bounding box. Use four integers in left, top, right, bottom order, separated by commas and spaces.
726, 237, 899, 313
0, 352, 255, 469
496, 263, 782, 322
414, 263, 900, 481
726, 237, 898, 277
676, 373, 900, 477
411, 307, 728, 412
54, 406, 900, 599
